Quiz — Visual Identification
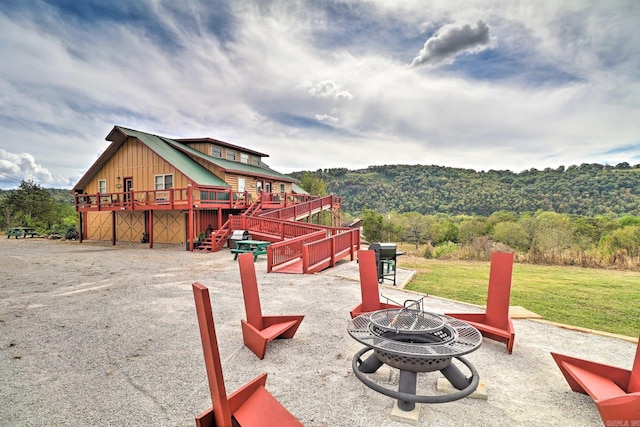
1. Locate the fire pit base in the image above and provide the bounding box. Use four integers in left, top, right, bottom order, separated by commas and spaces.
352, 347, 480, 411
348, 302, 483, 414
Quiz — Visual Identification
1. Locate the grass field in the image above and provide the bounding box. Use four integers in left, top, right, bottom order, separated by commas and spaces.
398, 256, 640, 338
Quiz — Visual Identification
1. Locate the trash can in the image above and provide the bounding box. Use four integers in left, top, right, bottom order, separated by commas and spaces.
228, 230, 250, 249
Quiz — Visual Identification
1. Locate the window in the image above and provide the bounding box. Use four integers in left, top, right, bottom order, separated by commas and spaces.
211, 146, 222, 158
238, 177, 246, 192
256, 181, 263, 193
98, 179, 107, 193
280, 184, 285, 193
252, 157, 261, 167
226, 149, 236, 161
155, 174, 173, 190
240, 153, 249, 164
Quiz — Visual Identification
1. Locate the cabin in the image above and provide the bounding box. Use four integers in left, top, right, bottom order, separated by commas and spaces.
73, 126, 359, 273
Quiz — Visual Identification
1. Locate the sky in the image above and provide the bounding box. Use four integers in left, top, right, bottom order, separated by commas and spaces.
1, 0, 639, 189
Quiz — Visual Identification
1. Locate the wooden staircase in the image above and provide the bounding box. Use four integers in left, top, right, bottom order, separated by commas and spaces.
242, 199, 262, 217
196, 195, 343, 258
197, 219, 231, 252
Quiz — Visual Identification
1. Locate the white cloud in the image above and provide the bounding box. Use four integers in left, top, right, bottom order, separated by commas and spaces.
315, 114, 339, 122
0, 149, 63, 188
410, 20, 496, 67
304, 80, 354, 100
0, 0, 639, 187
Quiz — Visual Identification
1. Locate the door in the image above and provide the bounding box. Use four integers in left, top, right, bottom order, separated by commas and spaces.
124, 177, 133, 202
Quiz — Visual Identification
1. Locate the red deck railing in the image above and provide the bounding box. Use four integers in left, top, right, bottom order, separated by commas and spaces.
76, 185, 352, 273
301, 228, 359, 273
74, 187, 257, 212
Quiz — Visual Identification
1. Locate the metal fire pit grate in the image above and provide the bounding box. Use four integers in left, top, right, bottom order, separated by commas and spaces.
349, 310, 482, 359
348, 297, 483, 410
369, 309, 446, 334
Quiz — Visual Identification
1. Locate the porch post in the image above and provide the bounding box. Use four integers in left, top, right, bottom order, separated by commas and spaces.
188, 184, 194, 251
148, 210, 154, 249
82, 211, 88, 242
111, 211, 116, 246
78, 211, 83, 243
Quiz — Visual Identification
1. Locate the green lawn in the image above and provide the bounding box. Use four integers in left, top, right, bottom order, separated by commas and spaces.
399, 257, 640, 338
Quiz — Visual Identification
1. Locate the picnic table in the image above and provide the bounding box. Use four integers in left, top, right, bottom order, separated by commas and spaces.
7, 227, 37, 239
230, 239, 271, 261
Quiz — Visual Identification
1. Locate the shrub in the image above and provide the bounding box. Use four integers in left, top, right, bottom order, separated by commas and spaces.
433, 241, 459, 259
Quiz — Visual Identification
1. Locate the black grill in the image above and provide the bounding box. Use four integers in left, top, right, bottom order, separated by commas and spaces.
228, 230, 250, 249
368, 243, 399, 285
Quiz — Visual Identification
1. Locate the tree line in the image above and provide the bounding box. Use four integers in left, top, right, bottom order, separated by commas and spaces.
356, 209, 640, 269
291, 162, 640, 217
0, 180, 77, 238
293, 164, 640, 269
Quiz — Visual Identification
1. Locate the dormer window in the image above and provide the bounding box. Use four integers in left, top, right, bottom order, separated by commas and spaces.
226, 149, 236, 161
240, 153, 249, 164
252, 157, 260, 167
211, 146, 222, 158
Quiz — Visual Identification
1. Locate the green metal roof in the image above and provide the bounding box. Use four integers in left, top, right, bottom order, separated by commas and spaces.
292, 183, 309, 194
73, 126, 297, 191
117, 127, 229, 187
163, 137, 297, 182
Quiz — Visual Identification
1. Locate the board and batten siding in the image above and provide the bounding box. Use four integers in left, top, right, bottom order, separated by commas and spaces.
86, 211, 185, 244
82, 138, 191, 194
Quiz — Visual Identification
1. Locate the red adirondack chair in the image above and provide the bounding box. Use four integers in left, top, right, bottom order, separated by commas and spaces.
192, 282, 304, 427
445, 252, 516, 353
350, 250, 403, 318
551, 337, 640, 426
238, 253, 304, 359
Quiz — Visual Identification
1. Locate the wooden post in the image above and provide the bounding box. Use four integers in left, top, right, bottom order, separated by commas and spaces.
188, 184, 194, 251
78, 211, 83, 243
148, 210, 153, 249
111, 211, 116, 246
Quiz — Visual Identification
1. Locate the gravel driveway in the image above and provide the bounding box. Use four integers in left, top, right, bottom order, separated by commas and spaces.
1, 238, 636, 426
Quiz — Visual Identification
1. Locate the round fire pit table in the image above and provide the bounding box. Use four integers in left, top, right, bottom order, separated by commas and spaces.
348, 302, 483, 411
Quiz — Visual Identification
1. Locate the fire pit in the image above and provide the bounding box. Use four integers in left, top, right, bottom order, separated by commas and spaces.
348, 297, 482, 411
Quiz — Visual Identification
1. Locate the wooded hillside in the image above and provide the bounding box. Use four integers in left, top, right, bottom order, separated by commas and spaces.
291, 163, 640, 216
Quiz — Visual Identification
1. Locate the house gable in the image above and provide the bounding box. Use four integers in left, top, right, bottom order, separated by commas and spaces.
73, 126, 229, 193
78, 138, 199, 194
73, 126, 298, 196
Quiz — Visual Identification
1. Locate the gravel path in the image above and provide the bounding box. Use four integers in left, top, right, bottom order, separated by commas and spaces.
1, 238, 637, 426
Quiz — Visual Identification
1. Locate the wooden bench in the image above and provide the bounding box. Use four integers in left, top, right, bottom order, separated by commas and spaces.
560, 362, 627, 400
231, 240, 270, 261
238, 253, 304, 359
7, 227, 37, 238
231, 248, 268, 261
551, 338, 640, 426
350, 250, 402, 318
446, 252, 516, 353
192, 282, 306, 427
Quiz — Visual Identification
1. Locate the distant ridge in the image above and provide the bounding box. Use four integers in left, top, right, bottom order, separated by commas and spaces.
290, 163, 640, 216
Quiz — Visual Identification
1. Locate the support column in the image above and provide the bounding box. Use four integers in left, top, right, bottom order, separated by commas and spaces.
358, 352, 384, 373
397, 370, 417, 411
441, 363, 470, 390
111, 211, 116, 246
148, 210, 154, 249
78, 211, 83, 243
188, 184, 194, 251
